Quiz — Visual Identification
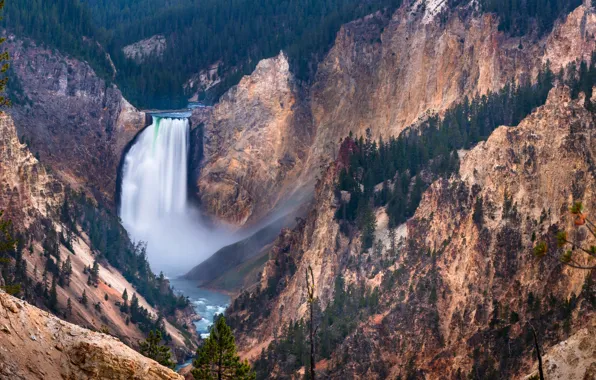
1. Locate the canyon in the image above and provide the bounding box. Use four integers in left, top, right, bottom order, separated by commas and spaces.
2, 0, 596, 378
0, 111, 197, 358
228, 84, 596, 378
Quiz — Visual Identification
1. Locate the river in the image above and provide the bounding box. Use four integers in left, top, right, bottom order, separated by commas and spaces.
169, 278, 230, 339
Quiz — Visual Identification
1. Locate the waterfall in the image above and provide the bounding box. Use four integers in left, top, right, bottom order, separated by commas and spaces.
120, 117, 189, 227
119, 116, 232, 276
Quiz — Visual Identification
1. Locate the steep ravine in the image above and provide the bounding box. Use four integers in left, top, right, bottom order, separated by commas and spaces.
0, 112, 197, 362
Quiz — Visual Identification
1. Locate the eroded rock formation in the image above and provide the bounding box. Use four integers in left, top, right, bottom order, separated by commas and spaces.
0, 291, 183, 380
6, 36, 146, 207
197, 53, 313, 225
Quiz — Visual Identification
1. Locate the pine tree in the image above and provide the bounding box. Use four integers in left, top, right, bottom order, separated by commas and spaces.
374, 239, 383, 257
42, 267, 49, 297
130, 293, 140, 322
90, 260, 99, 286
48, 276, 58, 310
0, 210, 18, 295
0, 0, 9, 109
66, 297, 73, 317
192, 316, 255, 380
388, 226, 397, 257
120, 288, 129, 313
305, 266, 316, 380
473, 196, 484, 226
61, 256, 72, 287
139, 330, 175, 369
131, 293, 139, 310
81, 289, 88, 306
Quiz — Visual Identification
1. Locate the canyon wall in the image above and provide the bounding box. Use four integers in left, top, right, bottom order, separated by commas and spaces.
0, 113, 64, 228
0, 112, 196, 360
232, 84, 596, 377
196, 2, 596, 226
6, 36, 147, 207
196, 53, 313, 225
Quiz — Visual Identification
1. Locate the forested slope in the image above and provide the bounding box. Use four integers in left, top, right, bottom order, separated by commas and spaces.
0, 0, 586, 109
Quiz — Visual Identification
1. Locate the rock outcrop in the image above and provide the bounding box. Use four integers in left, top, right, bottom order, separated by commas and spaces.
6, 36, 147, 207
230, 85, 596, 378
123, 35, 167, 63
0, 291, 183, 380
0, 113, 64, 228
196, 53, 313, 225
306, 1, 596, 176
525, 319, 596, 380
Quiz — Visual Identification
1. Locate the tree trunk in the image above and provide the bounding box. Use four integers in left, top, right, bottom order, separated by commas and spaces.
531, 325, 544, 380
310, 300, 315, 380
218, 343, 223, 380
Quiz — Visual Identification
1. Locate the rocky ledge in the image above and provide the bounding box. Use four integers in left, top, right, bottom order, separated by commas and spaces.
0, 291, 183, 380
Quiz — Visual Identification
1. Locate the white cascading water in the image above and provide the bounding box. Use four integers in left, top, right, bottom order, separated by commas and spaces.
119, 117, 232, 276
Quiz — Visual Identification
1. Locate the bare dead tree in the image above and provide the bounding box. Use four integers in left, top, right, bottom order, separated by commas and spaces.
306, 265, 316, 380
529, 323, 545, 380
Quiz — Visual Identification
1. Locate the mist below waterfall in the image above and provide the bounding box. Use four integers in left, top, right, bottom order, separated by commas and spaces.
119, 117, 234, 277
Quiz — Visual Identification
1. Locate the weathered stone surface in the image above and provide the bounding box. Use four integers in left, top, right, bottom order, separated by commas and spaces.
123, 35, 167, 63
0, 113, 63, 227
6, 36, 146, 207
525, 321, 596, 380
305, 2, 596, 174
0, 291, 183, 380
197, 52, 313, 225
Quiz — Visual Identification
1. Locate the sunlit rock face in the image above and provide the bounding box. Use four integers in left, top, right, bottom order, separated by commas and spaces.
196, 52, 314, 226
0, 290, 183, 380
305, 3, 596, 174
0, 113, 63, 227
194, 3, 596, 227
6, 36, 146, 207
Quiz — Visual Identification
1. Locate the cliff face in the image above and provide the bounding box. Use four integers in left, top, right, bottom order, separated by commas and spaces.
0, 113, 63, 228
231, 86, 596, 377
305, 1, 596, 174
122, 35, 167, 63
196, 53, 313, 225
196, 2, 596, 226
0, 291, 182, 380
6, 36, 146, 207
